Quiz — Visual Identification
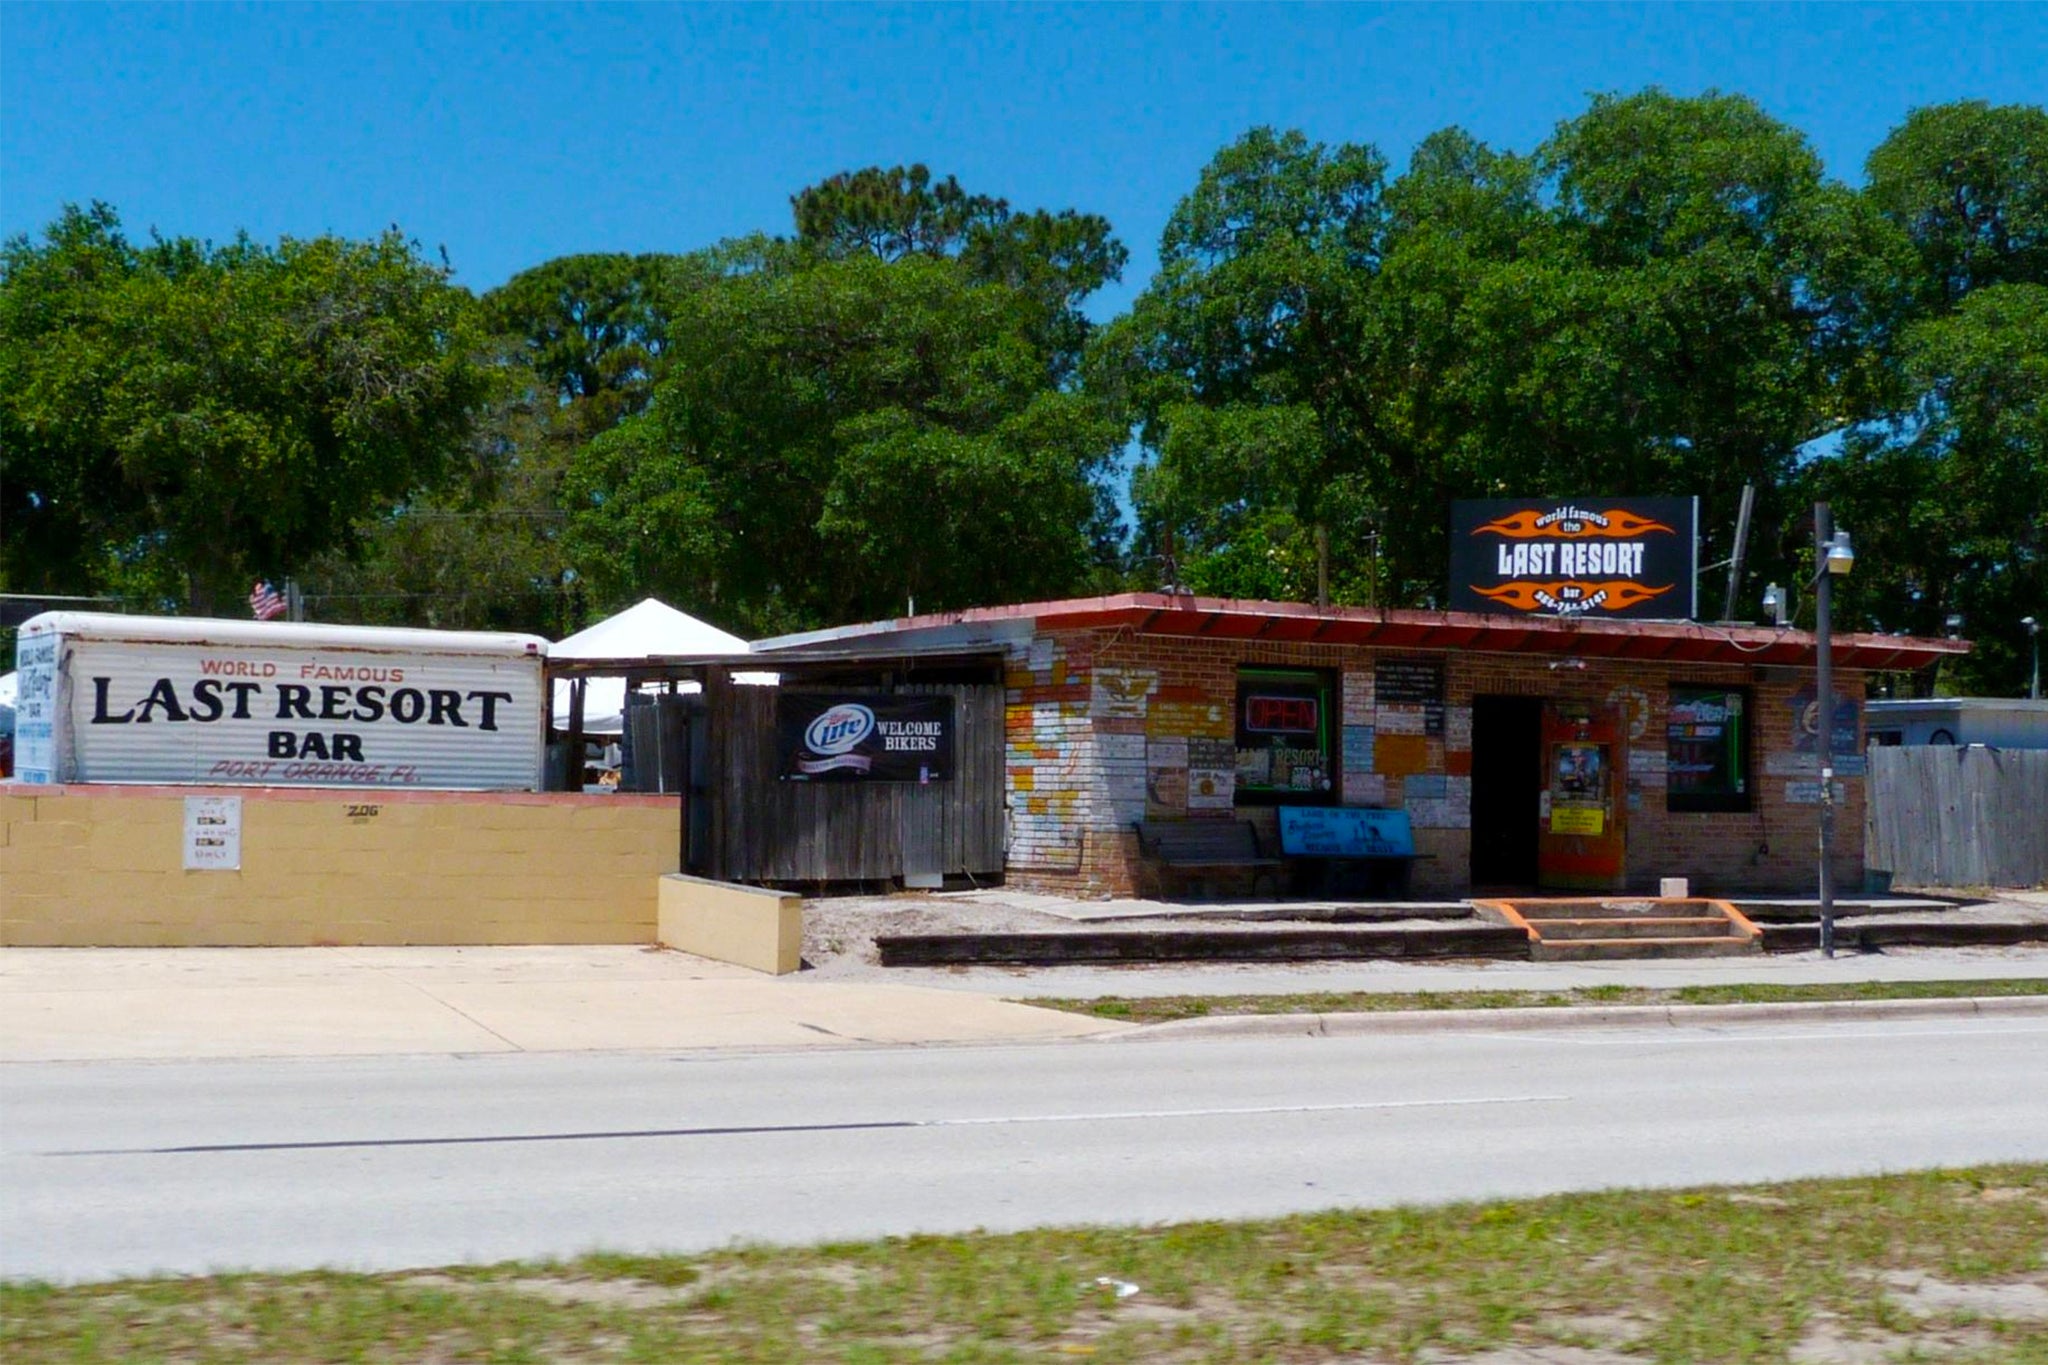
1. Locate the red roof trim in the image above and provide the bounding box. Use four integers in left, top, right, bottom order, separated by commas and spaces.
779, 593, 1967, 672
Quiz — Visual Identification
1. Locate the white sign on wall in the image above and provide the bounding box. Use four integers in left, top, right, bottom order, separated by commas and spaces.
12, 632, 58, 783
41, 635, 544, 790
183, 796, 243, 870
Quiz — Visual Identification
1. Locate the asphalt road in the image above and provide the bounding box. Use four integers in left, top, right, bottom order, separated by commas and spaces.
5, 1015, 2047, 1282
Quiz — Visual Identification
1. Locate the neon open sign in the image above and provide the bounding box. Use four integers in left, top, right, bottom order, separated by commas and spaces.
1244, 694, 1319, 734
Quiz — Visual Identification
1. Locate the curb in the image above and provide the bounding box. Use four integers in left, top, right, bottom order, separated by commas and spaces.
1103, 994, 2048, 1042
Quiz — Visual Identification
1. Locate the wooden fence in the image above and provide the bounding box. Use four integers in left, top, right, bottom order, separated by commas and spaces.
1866, 746, 2048, 889
702, 682, 1006, 884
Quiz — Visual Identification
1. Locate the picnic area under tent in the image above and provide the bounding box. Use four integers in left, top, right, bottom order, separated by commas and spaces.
548, 599, 755, 734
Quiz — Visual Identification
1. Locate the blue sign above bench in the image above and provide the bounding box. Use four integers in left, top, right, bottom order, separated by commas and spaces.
1276, 806, 1417, 858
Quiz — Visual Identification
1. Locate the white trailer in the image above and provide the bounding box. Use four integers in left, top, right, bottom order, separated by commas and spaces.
13, 613, 548, 790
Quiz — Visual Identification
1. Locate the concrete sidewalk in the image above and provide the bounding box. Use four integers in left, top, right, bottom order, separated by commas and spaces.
0, 946, 1122, 1062
7, 940, 2048, 1063
890, 943, 2048, 998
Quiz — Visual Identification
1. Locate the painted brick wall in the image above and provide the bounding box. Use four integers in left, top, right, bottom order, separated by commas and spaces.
999, 628, 1864, 898
0, 785, 679, 946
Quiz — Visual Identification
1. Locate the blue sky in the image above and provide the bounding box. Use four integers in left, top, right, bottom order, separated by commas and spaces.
4, 2, 2045, 319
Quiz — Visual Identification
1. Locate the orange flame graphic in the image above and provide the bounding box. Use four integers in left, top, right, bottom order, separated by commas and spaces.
1474, 508, 1675, 540
1473, 580, 1675, 612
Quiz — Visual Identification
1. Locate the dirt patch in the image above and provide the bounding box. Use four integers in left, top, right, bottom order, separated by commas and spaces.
1418, 1346, 1637, 1365
1535, 1312, 1650, 1348
796, 889, 1463, 979
1790, 1309, 1996, 1363
1880, 1269, 2048, 1321
403, 1271, 701, 1310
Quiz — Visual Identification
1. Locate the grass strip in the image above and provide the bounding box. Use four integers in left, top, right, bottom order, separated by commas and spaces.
1024, 976, 2048, 1025
6, 1165, 2045, 1363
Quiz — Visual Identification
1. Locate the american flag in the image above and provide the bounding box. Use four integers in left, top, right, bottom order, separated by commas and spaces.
249, 581, 288, 621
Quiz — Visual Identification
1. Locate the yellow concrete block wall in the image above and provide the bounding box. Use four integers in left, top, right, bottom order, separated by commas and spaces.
0, 786, 679, 946
656, 874, 802, 975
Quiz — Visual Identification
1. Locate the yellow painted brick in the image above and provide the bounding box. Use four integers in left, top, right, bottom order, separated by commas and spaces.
413, 851, 520, 879
75, 798, 183, 828
10, 821, 92, 850
86, 838, 183, 874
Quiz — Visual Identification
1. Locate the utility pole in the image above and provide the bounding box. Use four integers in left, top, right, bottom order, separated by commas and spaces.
1721, 484, 1756, 622
1314, 525, 1330, 610
1811, 503, 1855, 959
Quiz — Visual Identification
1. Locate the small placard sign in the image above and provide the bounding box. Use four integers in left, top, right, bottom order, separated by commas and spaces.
182, 795, 243, 871
1276, 806, 1416, 858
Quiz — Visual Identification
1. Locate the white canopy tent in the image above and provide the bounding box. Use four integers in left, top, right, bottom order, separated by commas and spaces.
549, 599, 760, 734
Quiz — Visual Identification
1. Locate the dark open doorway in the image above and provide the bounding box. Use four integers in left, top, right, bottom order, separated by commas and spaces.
1470, 695, 1544, 890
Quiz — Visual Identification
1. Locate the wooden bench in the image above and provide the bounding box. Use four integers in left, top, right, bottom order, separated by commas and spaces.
1132, 819, 1283, 898
1276, 807, 1434, 898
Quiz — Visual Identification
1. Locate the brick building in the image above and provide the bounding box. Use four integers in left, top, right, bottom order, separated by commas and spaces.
753, 594, 1965, 898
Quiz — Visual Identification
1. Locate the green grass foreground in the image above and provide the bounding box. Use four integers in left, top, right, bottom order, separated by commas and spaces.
6, 1166, 2046, 1363
1031, 977, 2048, 1026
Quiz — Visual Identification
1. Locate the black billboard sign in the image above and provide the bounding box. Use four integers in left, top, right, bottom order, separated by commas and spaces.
1449, 497, 1698, 620
777, 694, 954, 782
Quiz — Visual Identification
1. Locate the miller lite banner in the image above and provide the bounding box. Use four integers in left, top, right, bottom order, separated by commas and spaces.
777, 694, 954, 783
1449, 497, 1698, 620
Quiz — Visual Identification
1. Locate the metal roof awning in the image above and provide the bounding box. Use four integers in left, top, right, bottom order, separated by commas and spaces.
750, 593, 1969, 673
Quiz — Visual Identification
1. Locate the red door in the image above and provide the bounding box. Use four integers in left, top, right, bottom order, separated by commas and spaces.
1537, 703, 1627, 891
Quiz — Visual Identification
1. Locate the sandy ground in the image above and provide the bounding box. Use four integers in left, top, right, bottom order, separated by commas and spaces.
798, 886, 2048, 987
798, 887, 1475, 975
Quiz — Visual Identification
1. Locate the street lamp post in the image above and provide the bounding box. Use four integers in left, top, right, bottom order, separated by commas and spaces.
2025, 616, 2041, 701
1811, 504, 1854, 959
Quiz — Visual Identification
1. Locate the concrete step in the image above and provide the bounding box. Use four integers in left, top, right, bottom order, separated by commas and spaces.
1533, 936, 1761, 962
1532, 916, 1740, 941
1514, 901, 1700, 920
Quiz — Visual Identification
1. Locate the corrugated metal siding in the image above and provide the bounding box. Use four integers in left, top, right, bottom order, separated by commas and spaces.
56, 638, 544, 790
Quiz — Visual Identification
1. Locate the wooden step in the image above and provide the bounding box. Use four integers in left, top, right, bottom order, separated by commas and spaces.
1532, 916, 1739, 941
1533, 936, 1761, 962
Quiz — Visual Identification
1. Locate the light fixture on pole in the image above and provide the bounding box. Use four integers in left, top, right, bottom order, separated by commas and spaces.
1761, 583, 1790, 627
1811, 506, 1853, 959
2025, 617, 2041, 701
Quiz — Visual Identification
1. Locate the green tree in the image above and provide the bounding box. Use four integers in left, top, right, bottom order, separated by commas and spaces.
1865, 100, 2048, 312
1, 204, 489, 613
559, 173, 1128, 634
1091, 127, 1390, 597
1815, 286, 2048, 694
795, 164, 1126, 382
566, 250, 1124, 634
300, 346, 582, 634
1106, 95, 1905, 613
1805, 101, 2048, 693
483, 251, 719, 439
303, 251, 727, 635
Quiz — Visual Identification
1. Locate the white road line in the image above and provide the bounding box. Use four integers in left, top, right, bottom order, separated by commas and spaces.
932, 1095, 1570, 1127
1494, 1024, 2048, 1047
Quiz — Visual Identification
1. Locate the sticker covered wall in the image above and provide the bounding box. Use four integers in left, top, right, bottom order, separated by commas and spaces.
1450, 498, 1698, 620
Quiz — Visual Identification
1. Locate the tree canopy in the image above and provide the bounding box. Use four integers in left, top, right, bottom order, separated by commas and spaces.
1, 203, 488, 613
562, 235, 1125, 635
5, 95, 2044, 693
